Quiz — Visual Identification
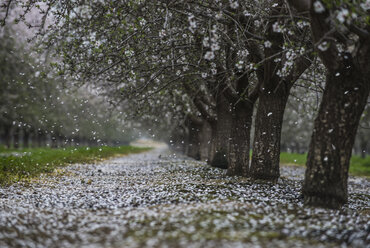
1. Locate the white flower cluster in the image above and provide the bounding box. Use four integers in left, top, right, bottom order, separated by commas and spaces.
235, 60, 244, 70
243, 10, 251, 16
215, 12, 223, 20
237, 49, 249, 58
125, 50, 135, 57
139, 18, 147, 26
296, 21, 309, 29
203, 25, 220, 61
276, 49, 297, 78
159, 29, 166, 38
188, 14, 197, 33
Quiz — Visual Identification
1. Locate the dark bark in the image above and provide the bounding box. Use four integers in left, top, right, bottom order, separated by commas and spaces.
359, 138, 367, 159
22, 129, 30, 148
210, 94, 232, 169
13, 126, 20, 149
250, 88, 290, 181
37, 130, 46, 147
2, 124, 12, 148
303, 69, 370, 209
227, 102, 253, 176
287, 0, 370, 208
186, 119, 202, 160
199, 121, 212, 162
169, 126, 187, 154
51, 134, 58, 148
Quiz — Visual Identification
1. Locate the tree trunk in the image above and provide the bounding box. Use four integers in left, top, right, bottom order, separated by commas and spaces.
210, 95, 232, 169
186, 120, 202, 160
303, 69, 370, 209
13, 126, 20, 149
250, 89, 290, 181
169, 127, 187, 153
51, 134, 58, 148
227, 102, 253, 177
37, 131, 46, 147
359, 139, 367, 159
199, 121, 212, 162
2, 124, 12, 148
23, 129, 30, 148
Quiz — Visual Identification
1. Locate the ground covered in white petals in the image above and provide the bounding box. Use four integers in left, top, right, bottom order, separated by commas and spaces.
0, 146, 369, 248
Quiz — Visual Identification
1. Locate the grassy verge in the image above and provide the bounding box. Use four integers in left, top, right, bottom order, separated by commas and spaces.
280, 152, 370, 177
0, 146, 151, 185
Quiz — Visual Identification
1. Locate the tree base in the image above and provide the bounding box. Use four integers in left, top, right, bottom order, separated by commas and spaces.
304, 194, 345, 209
226, 170, 249, 177
250, 172, 279, 183
211, 151, 228, 169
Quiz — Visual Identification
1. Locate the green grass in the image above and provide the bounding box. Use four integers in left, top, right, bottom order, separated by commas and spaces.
280, 152, 370, 177
0, 146, 151, 185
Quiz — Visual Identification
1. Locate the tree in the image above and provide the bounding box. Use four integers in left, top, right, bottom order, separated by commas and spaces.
289, 0, 370, 208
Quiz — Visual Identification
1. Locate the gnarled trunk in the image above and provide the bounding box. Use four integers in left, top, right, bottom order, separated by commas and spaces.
250, 89, 290, 181
303, 69, 370, 209
227, 102, 253, 177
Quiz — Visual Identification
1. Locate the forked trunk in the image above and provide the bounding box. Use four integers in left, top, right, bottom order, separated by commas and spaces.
227, 102, 253, 177
250, 89, 289, 181
303, 69, 370, 208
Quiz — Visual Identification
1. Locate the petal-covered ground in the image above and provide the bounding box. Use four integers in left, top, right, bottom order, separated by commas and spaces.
0, 145, 369, 248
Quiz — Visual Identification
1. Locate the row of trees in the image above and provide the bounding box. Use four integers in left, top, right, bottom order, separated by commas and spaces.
0, 27, 136, 148
2, 0, 369, 208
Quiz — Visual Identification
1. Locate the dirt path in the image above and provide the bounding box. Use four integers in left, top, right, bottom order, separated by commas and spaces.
0, 145, 369, 248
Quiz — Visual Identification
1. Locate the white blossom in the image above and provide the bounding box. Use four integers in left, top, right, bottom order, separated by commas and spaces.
204, 51, 215, 60
229, 1, 239, 9
235, 60, 244, 70
336, 9, 349, 23
318, 41, 329, 51
215, 12, 223, 20
211, 43, 220, 51
264, 41, 272, 48
272, 22, 282, 33
313, 1, 325, 13
203, 37, 210, 47
361, 0, 370, 11
243, 10, 251, 16
159, 29, 166, 38
237, 49, 249, 57
188, 14, 197, 32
